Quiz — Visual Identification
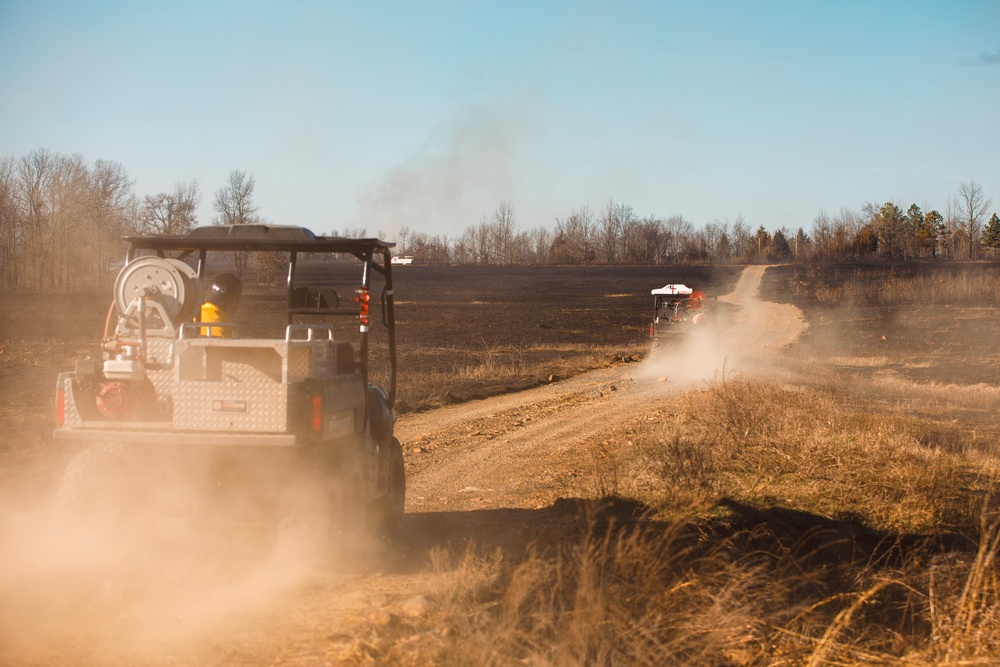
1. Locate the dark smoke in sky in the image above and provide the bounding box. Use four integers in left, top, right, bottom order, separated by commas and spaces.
352, 105, 541, 238
980, 48, 1000, 65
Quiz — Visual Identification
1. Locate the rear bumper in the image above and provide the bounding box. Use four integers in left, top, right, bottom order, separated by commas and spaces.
52, 427, 300, 447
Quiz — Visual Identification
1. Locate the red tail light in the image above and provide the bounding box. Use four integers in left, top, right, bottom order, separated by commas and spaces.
55, 387, 66, 427
311, 394, 323, 433
355, 288, 370, 329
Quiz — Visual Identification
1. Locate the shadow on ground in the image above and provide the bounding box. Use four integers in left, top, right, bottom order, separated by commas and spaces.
387, 495, 974, 577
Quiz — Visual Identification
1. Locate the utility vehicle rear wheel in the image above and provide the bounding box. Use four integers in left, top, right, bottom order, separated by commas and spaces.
328, 443, 366, 535
57, 444, 139, 518
370, 437, 405, 536
275, 442, 366, 558
55, 443, 150, 552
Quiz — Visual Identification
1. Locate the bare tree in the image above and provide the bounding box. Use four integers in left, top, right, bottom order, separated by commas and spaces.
632, 216, 666, 264
453, 227, 474, 264
956, 180, 992, 259
474, 215, 492, 264
396, 225, 411, 255
213, 169, 260, 275
15, 150, 56, 289
0, 151, 141, 290
140, 182, 199, 237
702, 221, 724, 262
729, 214, 751, 262
811, 210, 834, 260
213, 169, 259, 226
87, 159, 136, 289
528, 226, 552, 265
615, 201, 636, 263
337, 226, 368, 238
0, 157, 18, 288
833, 207, 862, 258
52, 154, 90, 290
490, 200, 517, 264
161, 180, 198, 234
717, 228, 733, 262
553, 206, 594, 264
425, 234, 452, 264
664, 215, 694, 263
599, 198, 620, 264
943, 194, 964, 259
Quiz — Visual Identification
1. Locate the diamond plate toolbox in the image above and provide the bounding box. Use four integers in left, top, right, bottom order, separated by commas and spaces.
173, 339, 306, 432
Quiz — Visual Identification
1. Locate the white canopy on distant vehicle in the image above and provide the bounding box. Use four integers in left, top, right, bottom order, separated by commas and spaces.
651, 284, 693, 295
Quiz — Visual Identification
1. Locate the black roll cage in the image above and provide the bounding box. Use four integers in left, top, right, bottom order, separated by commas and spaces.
123, 224, 398, 407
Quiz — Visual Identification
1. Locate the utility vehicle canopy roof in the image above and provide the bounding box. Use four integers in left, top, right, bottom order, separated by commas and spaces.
651, 284, 693, 295
125, 224, 395, 254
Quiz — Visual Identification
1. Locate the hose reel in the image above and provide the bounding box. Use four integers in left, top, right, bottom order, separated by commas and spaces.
113, 257, 203, 334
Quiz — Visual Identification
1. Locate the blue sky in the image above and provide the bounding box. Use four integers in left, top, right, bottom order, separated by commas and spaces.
1, 0, 997, 238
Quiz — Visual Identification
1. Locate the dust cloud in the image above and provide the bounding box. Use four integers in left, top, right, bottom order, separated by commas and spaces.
0, 446, 369, 665
634, 265, 810, 386
634, 333, 729, 387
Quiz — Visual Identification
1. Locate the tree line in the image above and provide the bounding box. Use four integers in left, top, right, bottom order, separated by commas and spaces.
1, 148, 996, 291
396, 183, 997, 266
0, 150, 260, 290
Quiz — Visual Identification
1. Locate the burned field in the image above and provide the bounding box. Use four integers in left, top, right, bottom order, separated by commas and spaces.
0, 265, 742, 420
386, 264, 741, 409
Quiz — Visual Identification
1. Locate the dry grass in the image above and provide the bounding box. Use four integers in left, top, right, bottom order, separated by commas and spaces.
636, 373, 994, 534
393, 341, 648, 412
357, 504, 1000, 665
789, 265, 1000, 307
357, 264, 1000, 664
353, 511, 798, 666
360, 352, 1000, 664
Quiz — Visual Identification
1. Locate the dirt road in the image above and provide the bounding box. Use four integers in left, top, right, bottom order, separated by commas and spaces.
719, 264, 808, 352
397, 264, 808, 516
0, 265, 806, 665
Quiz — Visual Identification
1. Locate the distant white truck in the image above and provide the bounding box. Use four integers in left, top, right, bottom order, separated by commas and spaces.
390, 256, 413, 265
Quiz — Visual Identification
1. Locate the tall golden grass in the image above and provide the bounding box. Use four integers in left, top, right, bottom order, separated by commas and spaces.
796, 265, 1000, 307
354, 370, 1000, 665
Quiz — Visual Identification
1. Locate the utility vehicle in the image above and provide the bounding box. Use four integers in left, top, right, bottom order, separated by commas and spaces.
53, 224, 405, 533
649, 284, 714, 339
